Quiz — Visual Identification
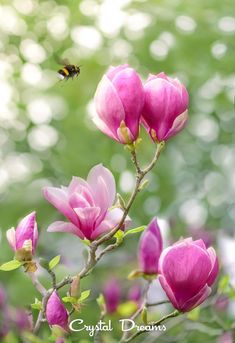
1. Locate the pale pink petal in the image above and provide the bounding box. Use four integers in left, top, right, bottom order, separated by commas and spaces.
207, 247, 219, 286
94, 75, 125, 137
91, 207, 125, 240
6, 227, 16, 251
87, 164, 116, 210
15, 212, 37, 252
164, 110, 188, 140
92, 115, 118, 141
43, 187, 79, 226
106, 64, 129, 80
47, 221, 84, 239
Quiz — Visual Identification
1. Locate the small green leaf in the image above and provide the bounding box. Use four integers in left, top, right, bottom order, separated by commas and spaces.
49, 255, 60, 270
31, 298, 42, 310
114, 230, 124, 244
127, 270, 144, 280
187, 307, 200, 321
79, 290, 91, 302
124, 226, 146, 237
62, 296, 77, 304
117, 301, 138, 317
82, 239, 91, 246
138, 179, 149, 191
0, 260, 22, 271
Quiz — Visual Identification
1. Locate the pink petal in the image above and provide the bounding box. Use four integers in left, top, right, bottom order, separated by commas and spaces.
92, 115, 118, 141
47, 221, 84, 239
87, 164, 116, 211
207, 247, 219, 286
46, 291, 68, 331
180, 284, 211, 312
6, 227, 16, 251
15, 212, 37, 252
106, 64, 129, 80
43, 187, 79, 226
112, 68, 144, 138
160, 242, 212, 301
94, 75, 125, 138
74, 207, 101, 240
91, 207, 125, 240
159, 275, 179, 310
164, 110, 188, 140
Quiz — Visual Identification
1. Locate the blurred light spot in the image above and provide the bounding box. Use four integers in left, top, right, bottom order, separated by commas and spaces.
27, 98, 52, 124
218, 16, 235, 33
111, 39, 132, 58
111, 154, 127, 172
0, 6, 27, 35
0, 60, 13, 79
180, 199, 208, 227
13, 0, 37, 15
150, 40, 169, 60
198, 74, 223, 99
159, 32, 175, 48
97, 2, 126, 37
0, 167, 9, 192
79, 0, 99, 16
144, 196, 161, 215
190, 116, 219, 142
20, 39, 46, 64
28, 125, 58, 151
211, 42, 227, 59
71, 26, 102, 50
175, 15, 197, 33
5, 153, 42, 181
125, 12, 151, 32
0, 81, 13, 105
21, 63, 42, 85
47, 14, 68, 40
119, 171, 135, 193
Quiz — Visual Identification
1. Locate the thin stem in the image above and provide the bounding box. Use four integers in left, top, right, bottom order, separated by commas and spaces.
146, 300, 170, 307
48, 269, 57, 289
28, 272, 47, 296
123, 310, 180, 343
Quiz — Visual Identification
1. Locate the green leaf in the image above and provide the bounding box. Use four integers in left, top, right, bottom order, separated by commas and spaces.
49, 255, 60, 270
124, 226, 146, 237
127, 270, 144, 280
31, 298, 42, 310
0, 260, 22, 271
79, 290, 91, 302
62, 296, 77, 304
114, 229, 124, 244
187, 307, 200, 321
117, 301, 138, 317
82, 239, 91, 246
22, 332, 44, 343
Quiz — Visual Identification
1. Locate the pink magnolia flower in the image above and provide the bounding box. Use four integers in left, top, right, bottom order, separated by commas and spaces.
93, 64, 144, 144
142, 72, 189, 142
43, 164, 129, 241
6, 212, 38, 254
138, 218, 163, 274
46, 291, 68, 331
159, 238, 219, 312
128, 284, 142, 306
103, 279, 121, 313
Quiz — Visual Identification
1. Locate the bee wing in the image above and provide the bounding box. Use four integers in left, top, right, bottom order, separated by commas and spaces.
55, 55, 70, 65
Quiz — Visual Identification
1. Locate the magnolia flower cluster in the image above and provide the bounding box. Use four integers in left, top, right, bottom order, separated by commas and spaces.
93, 65, 189, 144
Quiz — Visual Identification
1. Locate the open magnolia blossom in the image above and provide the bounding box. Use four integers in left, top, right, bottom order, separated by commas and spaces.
93, 64, 144, 144
6, 212, 38, 255
43, 164, 130, 241
158, 238, 219, 312
142, 72, 189, 142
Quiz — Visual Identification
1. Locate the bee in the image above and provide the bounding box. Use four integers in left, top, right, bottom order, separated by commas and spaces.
57, 58, 81, 81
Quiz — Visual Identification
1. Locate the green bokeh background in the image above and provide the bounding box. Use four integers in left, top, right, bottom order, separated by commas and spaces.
0, 0, 234, 342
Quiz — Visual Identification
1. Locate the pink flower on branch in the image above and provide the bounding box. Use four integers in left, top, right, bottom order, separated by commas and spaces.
93, 65, 144, 144
103, 278, 121, 313
142, 72, 189, 142
159, 238, 219, 312
6, 212, 38, 255
43, 164, 130, 241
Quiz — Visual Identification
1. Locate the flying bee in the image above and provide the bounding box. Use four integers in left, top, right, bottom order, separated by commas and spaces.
57, 58, 81, 81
